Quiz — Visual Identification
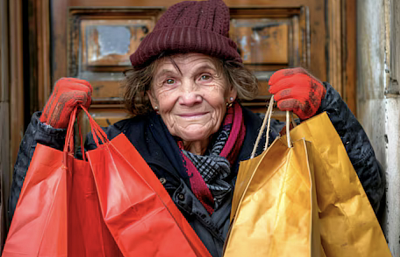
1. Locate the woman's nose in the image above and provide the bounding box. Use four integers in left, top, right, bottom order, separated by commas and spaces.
178, 81, 202, 106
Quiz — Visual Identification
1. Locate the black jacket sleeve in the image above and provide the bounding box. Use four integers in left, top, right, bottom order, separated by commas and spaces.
317, 83, 385, 213
8, 112, 67, 221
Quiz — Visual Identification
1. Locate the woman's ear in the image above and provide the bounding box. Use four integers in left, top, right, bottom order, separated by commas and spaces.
229, 87, 238, 101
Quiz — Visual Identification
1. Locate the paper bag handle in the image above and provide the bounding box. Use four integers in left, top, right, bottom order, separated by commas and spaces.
79, 105, 109, 147
63, 106, 86, 166
250, 96, 292, 159
62, 105, 110, 166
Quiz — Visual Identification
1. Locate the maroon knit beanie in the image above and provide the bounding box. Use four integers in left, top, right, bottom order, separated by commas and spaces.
129, 0, 242, 67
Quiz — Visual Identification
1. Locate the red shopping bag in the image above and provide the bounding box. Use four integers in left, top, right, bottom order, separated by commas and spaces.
67, 108, 122, 256
2, 143, 68, 257
83, 107, 211, 257
67, 155, 122, 257
3, 107, 122, 257
66, 113, 123, 256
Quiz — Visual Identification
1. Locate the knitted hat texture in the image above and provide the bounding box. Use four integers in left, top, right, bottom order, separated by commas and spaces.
129, 0, 242, 67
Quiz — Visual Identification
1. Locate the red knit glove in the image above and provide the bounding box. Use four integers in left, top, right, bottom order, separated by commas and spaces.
268, 67, 326, 120
40, 78, 93, 128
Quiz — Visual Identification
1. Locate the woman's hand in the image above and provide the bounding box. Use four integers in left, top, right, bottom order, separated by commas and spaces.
40, 78, 93, 128
268, 67, 326, 120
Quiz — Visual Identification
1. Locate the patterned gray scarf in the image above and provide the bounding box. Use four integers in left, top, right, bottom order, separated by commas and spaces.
182, 127, 232, 209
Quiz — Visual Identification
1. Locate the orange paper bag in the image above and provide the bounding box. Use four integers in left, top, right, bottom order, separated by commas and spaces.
83, 107, 211, 257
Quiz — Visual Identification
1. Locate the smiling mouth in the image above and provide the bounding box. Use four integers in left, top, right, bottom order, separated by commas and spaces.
178, 112, 208, 119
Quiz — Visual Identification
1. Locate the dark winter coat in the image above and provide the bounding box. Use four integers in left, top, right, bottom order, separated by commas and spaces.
9, 83, 384, 257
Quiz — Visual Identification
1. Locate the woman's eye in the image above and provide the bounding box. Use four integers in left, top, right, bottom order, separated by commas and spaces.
200, 74, 211, 81
165, 79, 175, 85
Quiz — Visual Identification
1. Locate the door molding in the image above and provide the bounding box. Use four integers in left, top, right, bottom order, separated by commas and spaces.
326, 0, 357, 114
0, 0, 10, 247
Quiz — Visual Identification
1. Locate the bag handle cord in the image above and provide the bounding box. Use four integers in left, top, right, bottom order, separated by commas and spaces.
250, 96, 292, 159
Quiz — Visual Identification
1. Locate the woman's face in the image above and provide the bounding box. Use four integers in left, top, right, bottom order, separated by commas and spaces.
147, 53, 237, 144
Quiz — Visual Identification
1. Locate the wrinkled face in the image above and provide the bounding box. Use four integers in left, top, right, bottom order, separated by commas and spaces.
147, 53, 237, 143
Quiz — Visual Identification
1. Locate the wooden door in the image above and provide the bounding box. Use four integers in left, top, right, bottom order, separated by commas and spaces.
0, 0, 355, 241
26, 0, 356, 139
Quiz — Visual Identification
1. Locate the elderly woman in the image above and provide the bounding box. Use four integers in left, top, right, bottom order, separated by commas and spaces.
9, 0, 383, 256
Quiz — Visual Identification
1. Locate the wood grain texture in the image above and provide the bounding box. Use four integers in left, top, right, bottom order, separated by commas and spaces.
327, 0, 343, 95
0, 0, 9, 102
28, 0, 39, 114
325, 0, 357, 115
90, 80, 124, 99
51, 0, 69, 85
0, 6, 2, 108
25, 0, 51, 114
9, 0, 24, 173
343, 0, 356, 114
0, 0, 10, 246
37, 0, 51, 110
0, 103, 9, 247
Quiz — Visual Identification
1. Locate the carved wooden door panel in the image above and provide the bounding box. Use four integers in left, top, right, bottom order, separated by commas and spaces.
67, 7, 164, 134
41, 0, 355, 135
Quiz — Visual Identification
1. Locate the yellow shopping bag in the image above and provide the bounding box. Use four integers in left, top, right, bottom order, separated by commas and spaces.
225, 99, 322, 257
280, 111, 391, 257
225, 96, 391, 257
